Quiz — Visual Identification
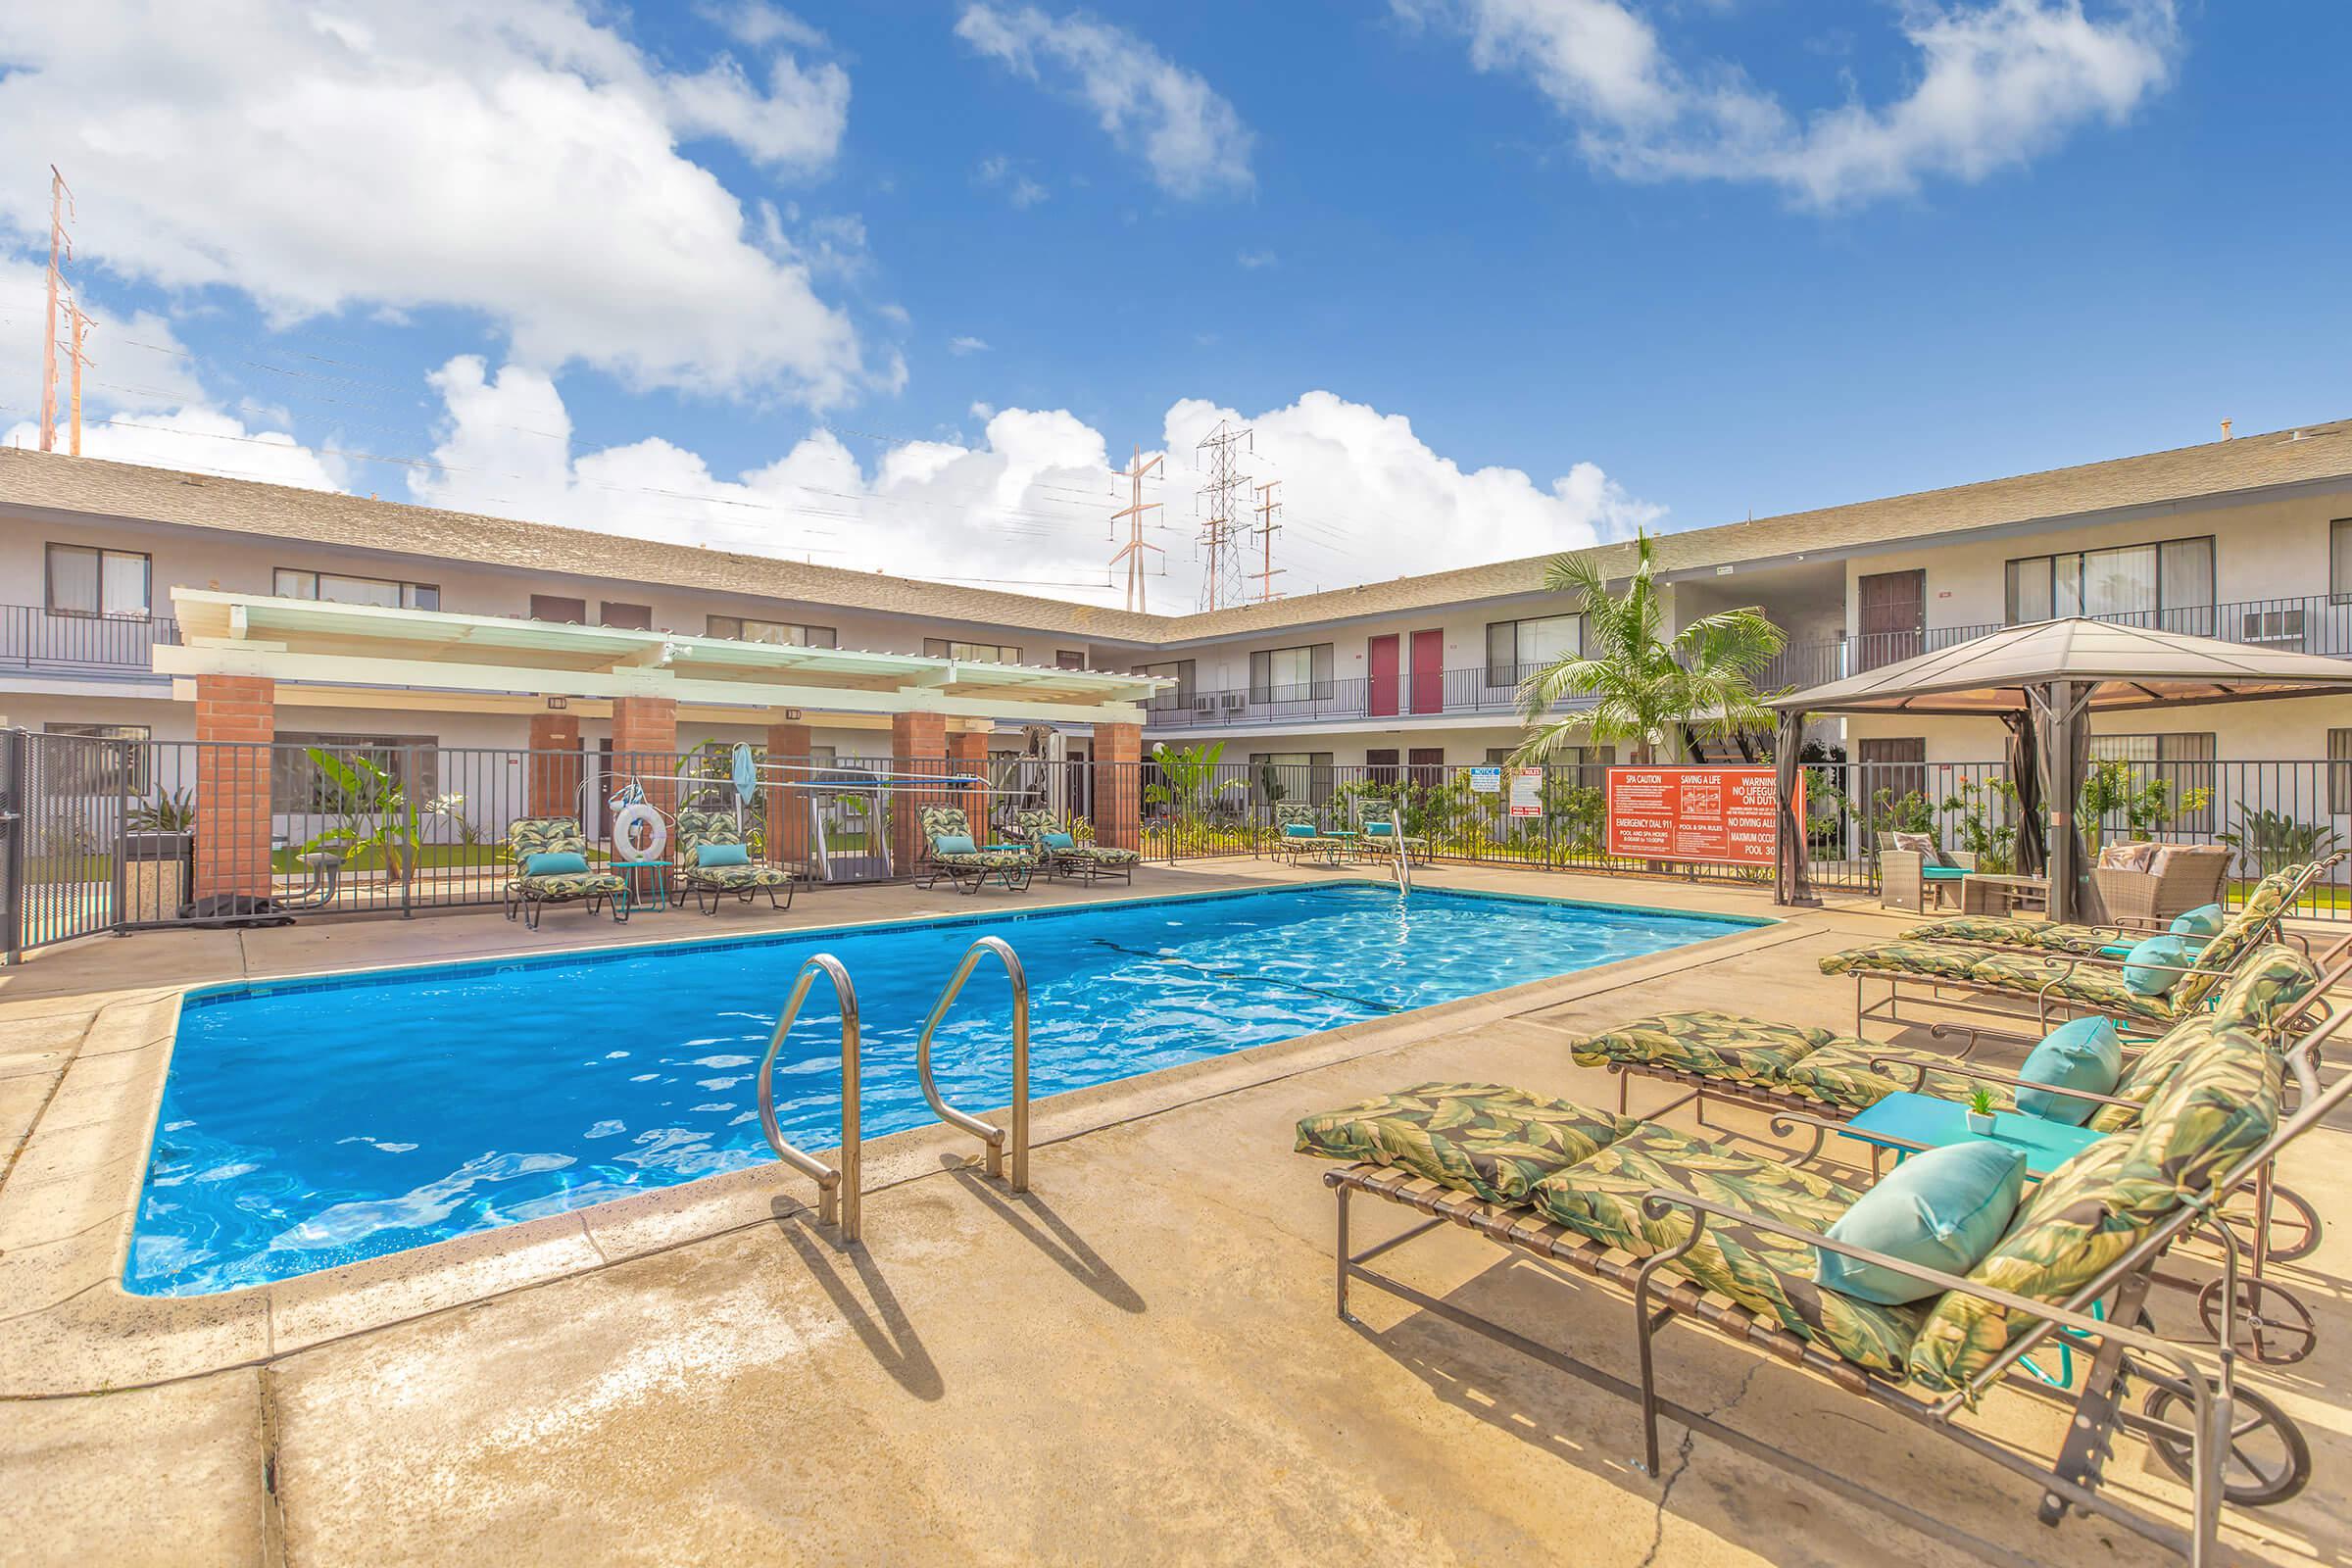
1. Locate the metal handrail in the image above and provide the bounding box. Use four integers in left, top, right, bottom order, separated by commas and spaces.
1388, 805, 1410, 895
915, 935, 1030, 1191
756, 953, 864, 1243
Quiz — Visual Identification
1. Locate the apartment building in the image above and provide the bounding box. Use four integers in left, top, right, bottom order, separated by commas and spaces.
3, 419, 2350, 798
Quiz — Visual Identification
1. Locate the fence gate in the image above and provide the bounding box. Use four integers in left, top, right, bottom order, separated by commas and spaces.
4, 728, 151, 960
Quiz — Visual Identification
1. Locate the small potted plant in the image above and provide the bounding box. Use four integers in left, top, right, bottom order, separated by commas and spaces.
1965, 1087, 1998, 1138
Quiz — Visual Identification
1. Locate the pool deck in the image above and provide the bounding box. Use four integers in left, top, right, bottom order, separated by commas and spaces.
2, 860, 2346, 1566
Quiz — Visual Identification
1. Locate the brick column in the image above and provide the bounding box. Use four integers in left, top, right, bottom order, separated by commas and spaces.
609, 697, 678, 879
949, 730, 990, 845
525, 710, 581, 819
1093, 720, 1142, 853
766, 720, 813, 869
890, 710, 948, 875
194, 674, 275, 902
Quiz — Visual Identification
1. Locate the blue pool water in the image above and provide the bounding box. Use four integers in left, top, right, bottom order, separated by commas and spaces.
128, 885, 1757, 1294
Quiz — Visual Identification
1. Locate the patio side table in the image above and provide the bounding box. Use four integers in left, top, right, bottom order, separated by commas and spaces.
611, 858, 674, 915
1843, 1091, 2101, 1181
1960, 872, 2049, 916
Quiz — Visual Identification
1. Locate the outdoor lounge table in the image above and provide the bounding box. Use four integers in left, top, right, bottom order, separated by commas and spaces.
1960, 871, 2049, 916
612, 858, 674, 914
1843, 1090, 2102, 1180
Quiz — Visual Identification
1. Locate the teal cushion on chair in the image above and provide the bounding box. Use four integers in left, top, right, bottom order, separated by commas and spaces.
1283, 823, 1316, 839
1922, 865, 1970, 880
1042, 831, 1076, 850
1817, 1142, 2028, 1306
2123, 934, 2191, 996
523, 851, 588, 876
2015, 1015, 2124, 1124
1365, 820, 1395, 838
2170, 903, 2225, 938
935, 833, 977, 857
697, 842, 749, 867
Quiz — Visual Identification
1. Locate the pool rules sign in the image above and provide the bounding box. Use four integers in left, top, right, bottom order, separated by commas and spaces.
1604, 766, 1791, 866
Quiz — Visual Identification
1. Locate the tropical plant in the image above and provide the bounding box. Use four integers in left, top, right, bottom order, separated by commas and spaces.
1867, 788, 1935, 837
2221, 808, 2340, 879
1256, 763, 1288, 805
1939, 777, 2021, 874
1967, 1087, 1997, 1119
1507, 530, 1787, 765
295, 748, 421, 879
1144, 742, 1240, 823
2078, 758, 2211, 858
126, 787, 196, 834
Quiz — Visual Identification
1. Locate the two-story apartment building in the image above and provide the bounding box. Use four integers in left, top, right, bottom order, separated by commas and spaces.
3, 418, 2350, 806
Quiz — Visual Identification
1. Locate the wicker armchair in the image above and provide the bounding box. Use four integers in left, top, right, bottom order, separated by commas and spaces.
1877, 832, 1976, 914
2094, 844, 2230, 929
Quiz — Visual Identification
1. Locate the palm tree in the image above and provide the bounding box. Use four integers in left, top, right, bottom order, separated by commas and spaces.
1507, 531, 1786, 765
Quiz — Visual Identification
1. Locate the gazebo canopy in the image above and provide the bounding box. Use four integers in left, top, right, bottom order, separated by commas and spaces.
1767, 617, 2352, 716
1765, 617, 2352, 921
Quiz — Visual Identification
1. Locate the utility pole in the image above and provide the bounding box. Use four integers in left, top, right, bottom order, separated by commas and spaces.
1250, 478, 1285, 603
1194, 419, 1251, 612
67, 290, 90, 457
39, 168, 71, 454
1108, 445, 1164, 613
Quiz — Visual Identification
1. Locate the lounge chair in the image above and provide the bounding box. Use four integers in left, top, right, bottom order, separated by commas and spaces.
1821, 869, 2317, 1039
1878, 831, 1976, 913
503, 816, 629, 930
2097, 843, 2233, 929
1902, 855, 2342, 959
1272, 803, 1345, 865
1012, 808, 1139, 885
1353, 803, 1428, 865
1297, 1006, 2344, 1562
913, 805, 1035, 894
675, 806, 797, 915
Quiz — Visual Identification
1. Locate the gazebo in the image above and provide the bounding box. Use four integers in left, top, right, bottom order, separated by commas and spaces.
1768, 618, 2352, 922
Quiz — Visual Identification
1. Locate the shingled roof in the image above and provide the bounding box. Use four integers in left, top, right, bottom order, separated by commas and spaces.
4, 416, 2347, 649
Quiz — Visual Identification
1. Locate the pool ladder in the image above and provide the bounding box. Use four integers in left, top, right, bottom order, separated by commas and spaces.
1386, 805, 1411, 897
754, 937, 1033, 1246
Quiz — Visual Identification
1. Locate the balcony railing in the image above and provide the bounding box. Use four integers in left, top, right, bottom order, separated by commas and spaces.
1143, 663, 1595, 729
0, 607, 179, 676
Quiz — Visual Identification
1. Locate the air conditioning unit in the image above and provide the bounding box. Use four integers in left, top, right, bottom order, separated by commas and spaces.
2240, 608, 2307, 648
1218, 691, 1247, 712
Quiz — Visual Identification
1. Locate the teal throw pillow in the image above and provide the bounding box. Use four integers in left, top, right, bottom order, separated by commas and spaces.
2123, 934, 2191, 996
2170, 903, 2225, 938
1365, 821, 1395, 837
696, 842, 749, 867
1283, 823, 1316, 839
935, 833, 977, 857
522, 851, 588, 876
1817, 1142, 2028, 1306
2015, 1015, 2124, 1124
1042, 831, 1076, 849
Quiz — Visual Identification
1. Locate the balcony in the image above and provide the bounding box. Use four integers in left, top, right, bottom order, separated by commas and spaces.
0, 607, 179, 678
1142, 664, 1563, 730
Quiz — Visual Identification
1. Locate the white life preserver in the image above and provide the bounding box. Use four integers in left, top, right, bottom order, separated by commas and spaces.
611, 801, 668, 861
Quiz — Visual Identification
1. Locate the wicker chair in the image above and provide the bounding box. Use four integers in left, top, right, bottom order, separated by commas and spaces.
2093, 843, 2230, 930
1876, 832, 1976, 914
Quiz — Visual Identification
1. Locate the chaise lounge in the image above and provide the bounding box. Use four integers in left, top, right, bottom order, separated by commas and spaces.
1900, 854, 2339, 959
1013, 808, 1139, 885
913, 805, 1036, 894
675, 806, 797, 915
1296, 1002, 2343, 1563
503, 816, 630, 929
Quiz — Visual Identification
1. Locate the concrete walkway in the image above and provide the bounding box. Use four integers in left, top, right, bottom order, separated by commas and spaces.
3, 862, 2346, 1566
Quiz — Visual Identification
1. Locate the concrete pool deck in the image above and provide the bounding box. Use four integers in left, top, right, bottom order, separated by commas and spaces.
2, 861, 2347, 1565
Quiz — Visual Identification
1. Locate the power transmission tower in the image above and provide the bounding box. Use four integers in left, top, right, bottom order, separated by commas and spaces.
1108, 444, 1164, 613
39, 167, 74, 454
1250, 479, 1285, 603
1194, 419, 1251, 612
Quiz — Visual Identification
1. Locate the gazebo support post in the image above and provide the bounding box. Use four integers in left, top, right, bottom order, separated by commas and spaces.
2034, 678, 2106, 926
1774, 710, 1816, 906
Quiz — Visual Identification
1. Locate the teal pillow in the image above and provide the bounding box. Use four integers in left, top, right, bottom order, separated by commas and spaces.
522, 851, 588, 876
1817, 1142, 2028, 1306
1042, 831, 1076, 850
1365, 821, 1395, 837
2170, 903, 2225, 938
2123, 934, 2191, 996
1922, 865, 1970, 880
935, 833, 977, 857
696, 842, 749, 867
1283, 823, 1316, 839
2015, 1015, 2124, 1124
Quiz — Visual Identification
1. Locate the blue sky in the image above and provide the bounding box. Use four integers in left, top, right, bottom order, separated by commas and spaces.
0, 2, 2344, 606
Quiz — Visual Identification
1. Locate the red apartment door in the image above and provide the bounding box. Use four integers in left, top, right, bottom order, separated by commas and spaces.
1367, 634, 1400, 716
1858, 570, 1925, 669
1409, 629, 1444, 713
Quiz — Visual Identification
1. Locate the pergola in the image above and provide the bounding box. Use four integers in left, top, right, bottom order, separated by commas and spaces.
1768, 618, 2352, 922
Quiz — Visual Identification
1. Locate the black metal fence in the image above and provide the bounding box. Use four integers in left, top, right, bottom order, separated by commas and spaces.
6, 731, 2348, 958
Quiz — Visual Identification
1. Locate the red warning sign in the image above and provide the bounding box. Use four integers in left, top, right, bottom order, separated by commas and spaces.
1604, 766, 1790, 866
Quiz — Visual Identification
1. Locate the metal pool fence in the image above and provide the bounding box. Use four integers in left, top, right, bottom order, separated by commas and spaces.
2, 731, 2345, 958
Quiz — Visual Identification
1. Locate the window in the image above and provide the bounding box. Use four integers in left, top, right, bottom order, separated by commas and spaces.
41, 723, 151, 795
1249, 751, 1334, 805
1133, 658, 1195, 710
271, 734, 441, 814
1857, 737, 1928, 815
2004, 536, 2214, 634
45, 544, 151, 619
2332, 520, 2352, 606
598, 602, 653, 630
708, 615, 837, 647
2090, 733, 2216, 834
1366, 748, 1399, 786
1485, 614, 1580, 687
274, 568, 439, 611
1055, 650, 1087, 669
925, 638, 1020, 663
2333, 729, 2352, 816
1248, 643, 1334, 702
1408, 748, 1446, 787
529, 594, 587, 624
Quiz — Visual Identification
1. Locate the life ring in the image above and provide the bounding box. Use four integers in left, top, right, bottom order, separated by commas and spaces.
612, 801, 668, 861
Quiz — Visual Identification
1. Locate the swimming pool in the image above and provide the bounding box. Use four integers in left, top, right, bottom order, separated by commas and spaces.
128, 885, 1760, 1295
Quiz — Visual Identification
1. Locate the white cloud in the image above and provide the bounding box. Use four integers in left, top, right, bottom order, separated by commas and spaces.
1236, 249, 1278, 270
701, 3, 829, 53
1398, 0, 2180, 207
0, 3, 868, 402
975, 155, 1052, 208
956, 6, 1255, 198
948, 336, 992, 356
